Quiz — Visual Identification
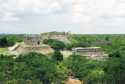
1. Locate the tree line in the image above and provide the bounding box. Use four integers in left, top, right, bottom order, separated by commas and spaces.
0, 36, 22, 47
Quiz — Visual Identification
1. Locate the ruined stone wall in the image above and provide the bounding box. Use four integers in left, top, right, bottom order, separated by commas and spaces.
15, 45, 54, 55
23, 34, 42, 45
41, 33, 70, 43
73, 50, 106, 60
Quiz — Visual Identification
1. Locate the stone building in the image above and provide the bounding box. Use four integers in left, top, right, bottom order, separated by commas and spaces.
9, 34, 54, 55
14, 44, 54, 55
72, 47, 106, 60
41, 32, 70, 43
23, 34, 42, 46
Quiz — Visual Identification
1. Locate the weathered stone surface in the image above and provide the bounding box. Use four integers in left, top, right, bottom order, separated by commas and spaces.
66, 78, 82, 84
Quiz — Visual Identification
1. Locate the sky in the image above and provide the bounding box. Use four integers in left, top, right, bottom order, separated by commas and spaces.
0, 0, 125, 34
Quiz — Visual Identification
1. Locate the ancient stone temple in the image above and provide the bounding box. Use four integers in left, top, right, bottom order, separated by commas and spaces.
41, 32, 70, 43
24, 34, 42, 46
72, 47, 107, 60
9, 34, 54, 55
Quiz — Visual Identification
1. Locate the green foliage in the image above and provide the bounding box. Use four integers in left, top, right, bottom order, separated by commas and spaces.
64, 51, 125, 84
0, 55, 15, 83
103, 57, 125, 84
1, 34, 125, 84
14, 52, 57, 83
109, 50, 121, 58
43, 39, 66, 50
65, 55, 88, 79
0, 36, 22, 47
54, 62, 69, 84
7, 36, 22, 44
0, 52, 68, 84
52, 50, 63, 62
65, 43, 72, 50
69, 34, 125, 53
69, 35, 91, 48
0, 50, 125, 84
5, 79, 42, 84
0, 37, 8, 47
65, 54, 106, 84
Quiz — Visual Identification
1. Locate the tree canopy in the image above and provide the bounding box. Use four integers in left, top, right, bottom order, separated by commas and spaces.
43, 39, 66, 50
0, 36, 22, 47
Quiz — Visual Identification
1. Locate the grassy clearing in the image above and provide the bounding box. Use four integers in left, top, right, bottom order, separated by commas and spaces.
61, 50, 72, 58
0, 48, 8, 53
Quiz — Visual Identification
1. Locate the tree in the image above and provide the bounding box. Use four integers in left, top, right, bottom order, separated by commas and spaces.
0, 54, 15, 83
109, 50, 121, 58
0, 37, 8, 47
54, 62, 69, 84
65, 55, 88, 80
7, 36, 22, 46
87, 68, 105, 84
72, 42, 90, 48
52, 50, 63, 62
14, 52, 57, 84
43, 39, 66, 50
103, 52, 125, 84
65, 43, 72, 50
0, 36, 22, 47
14, 52, 68, 83
0, 52, 69, 83
65, 54, 105, 84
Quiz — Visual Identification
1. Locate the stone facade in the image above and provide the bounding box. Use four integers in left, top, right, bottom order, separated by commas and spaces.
72, 47, 106, 60
24, 34, 42, 46
15, 44, 54, 55
9, 34, 54, 55
41, 32, 70, 43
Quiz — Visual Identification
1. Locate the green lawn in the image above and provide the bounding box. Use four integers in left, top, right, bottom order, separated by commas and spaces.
0, 48, 8, 53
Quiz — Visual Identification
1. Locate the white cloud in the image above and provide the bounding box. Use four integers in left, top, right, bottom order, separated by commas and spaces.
0, 0, 124, 22
0, 0, 125, 33
0, 0, 64, 21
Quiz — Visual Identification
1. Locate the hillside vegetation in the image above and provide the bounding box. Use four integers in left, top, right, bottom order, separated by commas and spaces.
0, 34, 125, 84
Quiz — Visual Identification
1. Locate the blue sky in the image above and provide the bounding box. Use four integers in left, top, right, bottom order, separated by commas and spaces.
0, 0, 125, 34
